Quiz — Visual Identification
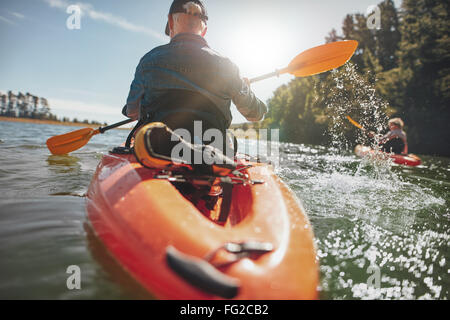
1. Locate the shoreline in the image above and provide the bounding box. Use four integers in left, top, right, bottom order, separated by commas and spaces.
0, 116, 256, 136
0, 116, 132, 130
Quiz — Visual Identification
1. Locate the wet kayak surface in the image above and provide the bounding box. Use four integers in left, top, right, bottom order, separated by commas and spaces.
0, 121, 448, 299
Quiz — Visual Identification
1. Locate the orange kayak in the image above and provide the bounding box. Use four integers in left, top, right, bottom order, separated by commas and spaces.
355, 145, 422, 167
86, 150, 318, 299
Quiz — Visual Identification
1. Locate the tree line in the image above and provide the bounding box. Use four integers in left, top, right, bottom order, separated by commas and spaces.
259, 0, 449, 157
0, 90, 55, 120
0, 90, 105, 126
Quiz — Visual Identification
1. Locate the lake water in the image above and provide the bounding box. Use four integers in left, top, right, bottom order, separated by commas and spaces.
0, 120, 448, 299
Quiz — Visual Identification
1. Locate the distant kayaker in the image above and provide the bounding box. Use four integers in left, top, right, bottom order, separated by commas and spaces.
370, 118, 408, 155
123, 0, 267, 157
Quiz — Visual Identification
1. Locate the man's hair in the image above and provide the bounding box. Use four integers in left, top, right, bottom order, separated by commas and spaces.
388, 118, 404, 129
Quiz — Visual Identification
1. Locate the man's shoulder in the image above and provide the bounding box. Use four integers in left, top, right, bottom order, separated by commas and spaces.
202, 46, 239, 72
205, 47, 233, 62
140, 44, 170, 62
137, 40, 239, 73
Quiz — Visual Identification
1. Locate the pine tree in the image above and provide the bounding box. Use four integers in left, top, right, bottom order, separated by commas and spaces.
375, 0, 401, 70
394, 0, 450, 154
325, 28, 342, 43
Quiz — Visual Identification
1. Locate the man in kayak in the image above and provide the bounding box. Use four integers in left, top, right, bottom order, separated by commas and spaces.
370, 118, 408, 154
123, 0, 267, 160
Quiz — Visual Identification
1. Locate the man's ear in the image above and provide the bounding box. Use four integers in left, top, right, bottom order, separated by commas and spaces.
168, 14, 174, 36
201, 25, 207, 37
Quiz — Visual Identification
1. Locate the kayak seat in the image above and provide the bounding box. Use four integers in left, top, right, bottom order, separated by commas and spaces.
134, 123, 265, 225
134, 122, 237, 176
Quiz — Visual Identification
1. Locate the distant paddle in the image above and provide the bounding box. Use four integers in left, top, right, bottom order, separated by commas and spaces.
47, 40, 358, 155
346, 115, 365, 131
46, 119, 134, 155
346, 115, 381, 140
250, 40, 359, 83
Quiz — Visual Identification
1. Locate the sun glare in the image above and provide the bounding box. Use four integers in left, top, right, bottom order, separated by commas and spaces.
225, 26, 293, 80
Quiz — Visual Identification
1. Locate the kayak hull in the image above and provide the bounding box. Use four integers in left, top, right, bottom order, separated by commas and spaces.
355, 145, 422, 167
86, 153, 318, 299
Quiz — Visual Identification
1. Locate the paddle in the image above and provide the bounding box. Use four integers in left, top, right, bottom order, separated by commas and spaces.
46, 40, 358, 155
346, 115, 366, 131
346, 115, 388, 146
346, 115, 381, 139
46, 118, 134, 155
250, 40, 358, 83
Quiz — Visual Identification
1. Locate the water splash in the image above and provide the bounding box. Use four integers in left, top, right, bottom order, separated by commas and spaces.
275, 64, 448, 298
326, 63, 389, 153
275, 143, 448, 300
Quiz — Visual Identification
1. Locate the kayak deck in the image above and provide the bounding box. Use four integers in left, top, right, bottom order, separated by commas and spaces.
86, 152, 318, 299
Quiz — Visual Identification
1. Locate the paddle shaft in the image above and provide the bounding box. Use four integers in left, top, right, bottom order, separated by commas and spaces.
346, 116, 366, 131
249, 68, 289, 84
98, 118, 135, 134
346, 116, 385, 143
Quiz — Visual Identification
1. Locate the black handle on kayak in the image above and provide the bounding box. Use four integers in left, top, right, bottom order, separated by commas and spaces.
166, 246, 240, 299
98, 118, 135, 134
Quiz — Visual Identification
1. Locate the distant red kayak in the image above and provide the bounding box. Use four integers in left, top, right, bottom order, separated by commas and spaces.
355, 145, 422, 167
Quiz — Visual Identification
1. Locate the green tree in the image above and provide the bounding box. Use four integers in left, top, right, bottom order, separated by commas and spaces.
262, 0, 449, 156
387, 0, 450, 155
375, 0, 401, 71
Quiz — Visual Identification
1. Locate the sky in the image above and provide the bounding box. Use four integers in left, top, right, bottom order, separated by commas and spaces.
0, 0, 402, 125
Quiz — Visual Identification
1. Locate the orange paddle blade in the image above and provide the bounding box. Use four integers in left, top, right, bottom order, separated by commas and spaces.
46, 128, 99, 155
286, 40, 358, 77
346, 116, 364, 130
